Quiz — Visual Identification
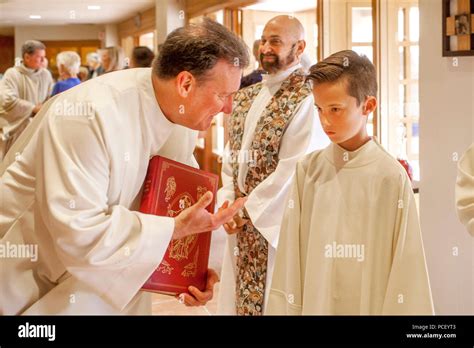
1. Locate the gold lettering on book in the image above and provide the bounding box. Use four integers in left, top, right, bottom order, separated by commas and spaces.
164, 177, 177, 202
182, 247, 199, 278
157, 260, 173, 275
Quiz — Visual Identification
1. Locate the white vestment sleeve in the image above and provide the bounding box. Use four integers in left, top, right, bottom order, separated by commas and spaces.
245, 97, 326, 248
455, 143, 474, 236
0, 70, 35, 124
381, 174, 435, 314
36, 114, 174, 311
217, 142, 236, 209
265, 162, 305, 315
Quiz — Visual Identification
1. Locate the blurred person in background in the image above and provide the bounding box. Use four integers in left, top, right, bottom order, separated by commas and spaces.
130, 46, 155, 68
0, 39, 53, 160
98, 46, 125, 75
51, 51, 82, 96
86, 52, 101, 79
240, 39, 266, 89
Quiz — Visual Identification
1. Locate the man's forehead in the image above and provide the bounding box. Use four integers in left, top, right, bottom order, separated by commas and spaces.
204, 62, 241, 91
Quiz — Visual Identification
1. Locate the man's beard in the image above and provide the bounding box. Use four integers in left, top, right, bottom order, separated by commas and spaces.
260, 46, 297, 73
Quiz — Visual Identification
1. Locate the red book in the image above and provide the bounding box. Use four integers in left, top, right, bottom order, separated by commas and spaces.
139, 156, 219, 295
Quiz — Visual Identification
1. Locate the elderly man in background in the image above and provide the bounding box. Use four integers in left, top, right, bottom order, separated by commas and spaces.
0, 40, 53, 160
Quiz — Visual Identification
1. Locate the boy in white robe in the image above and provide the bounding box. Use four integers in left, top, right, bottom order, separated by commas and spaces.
266, 50, 434, 315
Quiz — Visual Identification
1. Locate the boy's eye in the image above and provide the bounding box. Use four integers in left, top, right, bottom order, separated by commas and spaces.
331, 107, 340, 113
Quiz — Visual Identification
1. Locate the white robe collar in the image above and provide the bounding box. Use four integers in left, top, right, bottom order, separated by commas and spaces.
325, 138, 382, 169
138, 70, 176, 155
262, 63, 302, 87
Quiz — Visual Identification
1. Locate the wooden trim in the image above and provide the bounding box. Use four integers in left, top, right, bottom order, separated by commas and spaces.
41, 40, 101, 47
372, 0, 380, 139
224, 8, 243, 35
317, 0, 324, 61
186, 0, 258, 18
118, 7, 155, 40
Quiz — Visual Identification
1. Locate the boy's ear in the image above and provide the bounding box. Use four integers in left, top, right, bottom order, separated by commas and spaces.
362, 96, 377, 116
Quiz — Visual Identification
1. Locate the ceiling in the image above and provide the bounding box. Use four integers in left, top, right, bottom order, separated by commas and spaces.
0, 0, 155, 26
243, 0, 316, 13
0, 0, 318, 27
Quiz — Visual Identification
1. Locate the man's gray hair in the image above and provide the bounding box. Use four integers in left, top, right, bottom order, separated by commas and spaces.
21, 40, 46, 57
153, 18, 249, 82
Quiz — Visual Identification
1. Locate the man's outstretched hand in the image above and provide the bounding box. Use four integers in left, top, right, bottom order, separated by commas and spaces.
176, 268, 219, 306
173, 191, 246, 240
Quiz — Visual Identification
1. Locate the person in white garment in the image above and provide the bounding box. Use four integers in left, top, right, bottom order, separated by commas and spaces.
0, 40, 54, 160
266, 50, 434, 315
455, 142, 474, 236
216, 15, 329, 315
0, 18, 248, 315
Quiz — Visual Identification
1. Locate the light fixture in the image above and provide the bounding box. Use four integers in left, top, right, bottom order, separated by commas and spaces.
87, 5, 101, 10
29, 15, 41, 19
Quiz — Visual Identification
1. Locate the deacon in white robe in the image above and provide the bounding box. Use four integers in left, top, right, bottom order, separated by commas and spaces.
266, 139, 434, 315
0, 57, 53, 160
0, 68, 198, 314
0, 18, 250, 315
216, 65, 329, 314
455, 142, 474, 236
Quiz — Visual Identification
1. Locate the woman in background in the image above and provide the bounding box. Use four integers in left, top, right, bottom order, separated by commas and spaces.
98, 46, 125, 75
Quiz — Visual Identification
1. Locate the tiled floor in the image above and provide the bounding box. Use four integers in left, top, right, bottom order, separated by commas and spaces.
151, 228, 226, 315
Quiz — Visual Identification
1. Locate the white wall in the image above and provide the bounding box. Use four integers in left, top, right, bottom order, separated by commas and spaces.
155, 0, 186, 44
14, 24, 103, 57
419, 0, 473, 314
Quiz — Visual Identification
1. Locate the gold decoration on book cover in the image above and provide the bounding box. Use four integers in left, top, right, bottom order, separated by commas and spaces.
161, 180, 212, 273
164, 176, 176, 202
182, 247, 199, 277
157, 260, 174, 275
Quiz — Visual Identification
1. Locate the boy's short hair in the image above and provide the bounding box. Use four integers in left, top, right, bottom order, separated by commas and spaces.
306, 50, 377, 106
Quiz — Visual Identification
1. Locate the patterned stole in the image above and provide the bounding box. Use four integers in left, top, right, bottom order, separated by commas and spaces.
227, 68, 311, 315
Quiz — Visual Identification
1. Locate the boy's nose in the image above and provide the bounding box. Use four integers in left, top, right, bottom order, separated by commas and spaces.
320, 115, 331, 127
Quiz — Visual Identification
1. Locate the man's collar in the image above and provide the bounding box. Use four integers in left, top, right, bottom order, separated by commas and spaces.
262, 63, 302, 86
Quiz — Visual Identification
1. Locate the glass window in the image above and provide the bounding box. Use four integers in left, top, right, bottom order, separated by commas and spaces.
398, 9, 405, 42
139, 32, 154, 51
410, 45, 419, 79
409, 7, 419, 42
351, 7, 373, 43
